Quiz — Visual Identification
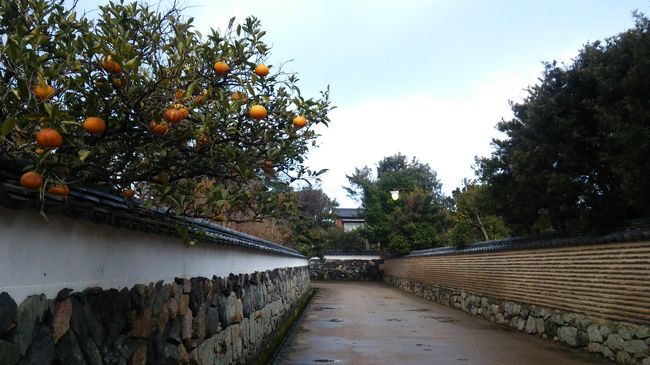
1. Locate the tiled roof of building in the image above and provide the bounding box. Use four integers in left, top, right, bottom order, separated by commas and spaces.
408, 221, 650, 258
0, 159, 304, 258
335, 208, 365, 219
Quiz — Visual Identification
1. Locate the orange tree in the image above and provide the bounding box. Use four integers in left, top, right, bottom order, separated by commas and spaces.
0, 0, 331, 222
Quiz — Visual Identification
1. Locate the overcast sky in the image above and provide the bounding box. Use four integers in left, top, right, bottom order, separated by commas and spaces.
76, 0, 649, 207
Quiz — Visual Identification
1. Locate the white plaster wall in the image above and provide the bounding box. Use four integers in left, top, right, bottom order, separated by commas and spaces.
0, 206, 307, 303
323, 255, 382, 261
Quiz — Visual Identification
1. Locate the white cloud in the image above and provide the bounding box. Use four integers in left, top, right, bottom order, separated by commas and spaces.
307, 72, 535, 207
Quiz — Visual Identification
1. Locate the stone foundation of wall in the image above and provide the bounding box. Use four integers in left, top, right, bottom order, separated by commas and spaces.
0, 266, 309, 365
309, 259, 383, 281
385, 276, 650, 365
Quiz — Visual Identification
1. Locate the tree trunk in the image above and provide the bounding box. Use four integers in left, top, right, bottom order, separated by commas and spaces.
474, 210, 490, 241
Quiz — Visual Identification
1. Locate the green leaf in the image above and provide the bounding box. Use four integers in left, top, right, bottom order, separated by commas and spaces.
78, 149, 91, 161
228, 17, 236, 29
186, 80, 198, 97
43, 103, 53, 117
125, 56, 138, 68
1, 117, 16, 136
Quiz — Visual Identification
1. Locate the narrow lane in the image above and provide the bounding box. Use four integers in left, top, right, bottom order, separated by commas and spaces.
273, 282, 611, 365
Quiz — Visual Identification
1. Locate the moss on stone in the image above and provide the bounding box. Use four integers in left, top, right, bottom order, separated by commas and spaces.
253, 287, 315, 365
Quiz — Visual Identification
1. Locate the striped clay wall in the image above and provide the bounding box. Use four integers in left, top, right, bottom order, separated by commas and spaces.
384, 241, 650, 324
384, 236, 650, 364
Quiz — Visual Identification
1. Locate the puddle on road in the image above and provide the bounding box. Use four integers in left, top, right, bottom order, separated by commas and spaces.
313, 306, 336, 311
387, 318, 402, 322
328, 318, 343, 323
408, 308, 431, 312
314, 360, 339, 363
420, 315, 459, 323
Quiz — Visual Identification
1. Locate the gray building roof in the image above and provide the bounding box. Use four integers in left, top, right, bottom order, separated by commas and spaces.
335, 208, 365, 220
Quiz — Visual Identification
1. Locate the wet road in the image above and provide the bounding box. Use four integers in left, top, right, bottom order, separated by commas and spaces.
273, 282, 611, 365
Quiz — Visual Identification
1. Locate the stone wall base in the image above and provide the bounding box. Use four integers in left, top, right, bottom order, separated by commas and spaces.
0, 266, 310, 365
309, 259, 383, 281
384, 276, 650, 365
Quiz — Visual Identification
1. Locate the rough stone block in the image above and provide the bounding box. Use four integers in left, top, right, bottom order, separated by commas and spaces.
616, 350, 633, 364
16, 294, 49, 355
535, 318, 545, 334
587, 325, 603, 343
558, 326, 578, 347
178, 294, 190, 317
206, 307, 220, 337
193, 305, 207, 342
54, 331, 87, 365
167, 297, 179, 319
623, 339, 648, 354
600, 325, 612, 338
129, 308, 152, 338
605, 333, 625, 351
0, 292, 17, 334
219, 293, 244, 327
51, 298, 72, 343
619, 327, 634, 340
490, 304, 500, 315
601, 345, 615, 360
156, 302, 169, 336
20, 323, 55, 365
130, 341, 147, 365
525, 316, 537, 334
0, 340, 20, 365
636, 326, 650, 339
167, 317, 181, 343
587, 342, 602, 353
181, 310, 193, 340
517, 318, 526, 332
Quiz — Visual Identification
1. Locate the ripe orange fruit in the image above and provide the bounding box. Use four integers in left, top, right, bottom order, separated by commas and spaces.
48, 184, 70, 197
292, 116, 307, 129
175, 90, 184, 100
36, 128, 63, 148
20, 172, 44, 190
111, 77, 124, 88
176, 104, 189, 119
83, 117, 106, 134
148, 120, 157, 130
164, 108, 184, 124
254, 64, 269, 77
122, 189, 135, 199
29, 30, 48, 44
94, 78, 108, 88
263, 161, 275, 174
196, 133, 209, 146
193, 95, 205, 105
231, 91, 246, 101
35, 148, 45, 154
153, 123, 168, 135
249, 105, 267, 120
213, 61, 230, 75
34, 84, 55, 100
100, 55, 122, 74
